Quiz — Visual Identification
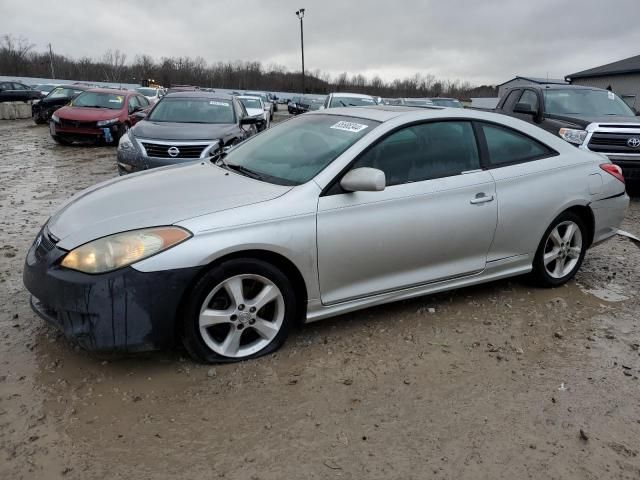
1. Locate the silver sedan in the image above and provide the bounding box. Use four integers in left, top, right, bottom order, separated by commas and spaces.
23, 106, 629, 362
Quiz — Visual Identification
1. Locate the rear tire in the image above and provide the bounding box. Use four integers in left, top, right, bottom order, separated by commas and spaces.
530, 211, 587, 287
181, 259, 296, 363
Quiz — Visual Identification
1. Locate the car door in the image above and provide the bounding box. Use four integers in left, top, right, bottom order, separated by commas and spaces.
476, 121, 563, 262
316, 120, 498, 305
11, 83, 32, 102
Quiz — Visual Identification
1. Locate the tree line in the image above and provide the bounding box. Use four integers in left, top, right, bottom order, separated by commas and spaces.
0, 34, 498, 99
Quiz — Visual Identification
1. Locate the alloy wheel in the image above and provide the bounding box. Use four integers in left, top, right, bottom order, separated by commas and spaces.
198, 274, 285, 358
543, 221, 583, 279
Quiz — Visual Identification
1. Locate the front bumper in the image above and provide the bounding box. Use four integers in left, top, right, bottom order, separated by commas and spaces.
50, 121, 120, 144
23, 229, 200, 352
116, 148, 202, 175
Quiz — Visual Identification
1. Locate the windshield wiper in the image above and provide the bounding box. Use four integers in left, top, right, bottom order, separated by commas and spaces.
225, 163, 265, 180
339, 100, 347, 107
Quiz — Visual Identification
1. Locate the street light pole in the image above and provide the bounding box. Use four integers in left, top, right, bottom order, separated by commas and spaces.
295, 8, 305, 94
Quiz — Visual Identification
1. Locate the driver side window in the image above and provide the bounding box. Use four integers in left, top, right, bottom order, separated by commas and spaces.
128, 95, 140, 113
352, 121, 480, 186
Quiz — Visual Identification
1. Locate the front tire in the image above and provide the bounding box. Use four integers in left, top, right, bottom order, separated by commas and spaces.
531, 211, 587, 287
181, 259, 296, 363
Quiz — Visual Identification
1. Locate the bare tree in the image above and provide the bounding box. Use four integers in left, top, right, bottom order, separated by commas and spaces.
101, 49, 127, 83
0, 34, 34, 75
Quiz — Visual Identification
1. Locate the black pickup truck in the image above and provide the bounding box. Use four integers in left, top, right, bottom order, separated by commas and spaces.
494, 84, 640, 180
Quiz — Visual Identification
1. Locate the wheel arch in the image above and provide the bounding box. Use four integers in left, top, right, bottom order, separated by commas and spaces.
175, 249, 309, 338
564, 204, 595, 247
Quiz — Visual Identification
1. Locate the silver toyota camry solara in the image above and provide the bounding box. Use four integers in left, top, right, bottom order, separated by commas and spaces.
23, 106, 629, 362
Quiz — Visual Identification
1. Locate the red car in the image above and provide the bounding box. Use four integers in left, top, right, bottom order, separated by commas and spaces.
49, 88, 150, 145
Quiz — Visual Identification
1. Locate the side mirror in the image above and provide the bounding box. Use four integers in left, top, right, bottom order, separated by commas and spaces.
240, 115, 260, 125
132, 111, 147, 120
514, 102, 536, 115
340, 167, 386, 192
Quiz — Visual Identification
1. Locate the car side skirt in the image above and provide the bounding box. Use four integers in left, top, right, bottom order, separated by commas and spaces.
304, 254, 532, 322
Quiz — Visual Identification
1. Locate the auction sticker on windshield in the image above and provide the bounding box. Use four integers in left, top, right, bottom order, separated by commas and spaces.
330, 121, 369, 133
209, 101, 230, 107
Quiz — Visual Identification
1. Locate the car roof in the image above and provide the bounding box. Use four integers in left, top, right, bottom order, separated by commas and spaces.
308, 104, 526, 124
331, 92, 375, 98
163, 91, 234, 100
509, 84, 605, 92
86, 87, 133, 95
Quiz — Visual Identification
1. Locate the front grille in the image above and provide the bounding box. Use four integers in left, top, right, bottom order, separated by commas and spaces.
141, 142, 208, 159
59, 119, 97, 129
588, 132, 640, 153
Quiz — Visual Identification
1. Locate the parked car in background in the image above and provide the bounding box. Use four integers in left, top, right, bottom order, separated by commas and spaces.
494, 84, 640, 180
32, 83, 60, 97
402, 98, 434, 107
322, 92, 377, 109
116, 92, 259, 174
288, 96, 302, 114
0, 81, 43, 102
49, 88, 150, 145
136, 87, 164, 104
238, 95, 269, 131
23, 106, 628, 362
32, 85, 89, 124
245, 91, 275, 120
296, 95, 327, 113
429, 97, 463, 108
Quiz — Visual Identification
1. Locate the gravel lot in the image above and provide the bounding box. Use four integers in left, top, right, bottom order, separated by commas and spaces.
1, 116, 639, 480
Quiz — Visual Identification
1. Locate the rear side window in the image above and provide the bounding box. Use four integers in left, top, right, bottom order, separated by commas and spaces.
480, 123, 553, 166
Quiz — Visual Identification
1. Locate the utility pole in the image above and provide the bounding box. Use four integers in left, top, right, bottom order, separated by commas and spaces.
48, 43, 56, 79
295, 8, 305, 94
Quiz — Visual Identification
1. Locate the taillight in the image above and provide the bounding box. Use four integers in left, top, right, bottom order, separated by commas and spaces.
600, 163, 625, 184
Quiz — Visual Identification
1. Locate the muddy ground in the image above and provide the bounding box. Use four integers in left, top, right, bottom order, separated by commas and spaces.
1, 116, 639, 480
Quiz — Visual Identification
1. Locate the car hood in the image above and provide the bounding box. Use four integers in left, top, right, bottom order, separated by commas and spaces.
131, 121, 238, 140
547, 113, 640, 128
245, 108, 264, 117
56, 105, 124, 121
48, 162, 291, 250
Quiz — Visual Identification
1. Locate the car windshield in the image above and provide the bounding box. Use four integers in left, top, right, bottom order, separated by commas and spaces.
404, 99, 432, 106
136, 88, 157, 97
71, 92, 125, 109
148, 97, 235, 123
247, 92, 268, 102
330, 96, 376, 107
240, 97, 262, 109
544, 89, 635, 116
36, 84, 57, 93
430, 98, 462, 108
223, 114, 379, 185
47, 87, 77, 99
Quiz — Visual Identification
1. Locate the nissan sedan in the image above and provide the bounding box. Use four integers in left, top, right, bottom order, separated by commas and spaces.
23, 106, 629, 362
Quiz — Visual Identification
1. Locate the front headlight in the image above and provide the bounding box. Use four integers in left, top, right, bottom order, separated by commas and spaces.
51, 113, 60, 123
97, 117, 119, 127
118, 132, 134, 150
60, 226, 191, 274
559, 128, 587, 145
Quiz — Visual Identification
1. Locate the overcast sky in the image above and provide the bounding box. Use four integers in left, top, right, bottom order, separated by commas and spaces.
2, 0, 640, 86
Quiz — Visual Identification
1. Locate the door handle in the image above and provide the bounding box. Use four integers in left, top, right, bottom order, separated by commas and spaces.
470, 193, 495, 205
